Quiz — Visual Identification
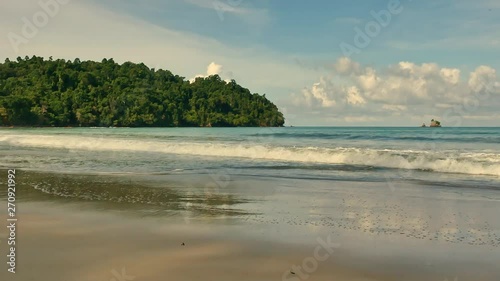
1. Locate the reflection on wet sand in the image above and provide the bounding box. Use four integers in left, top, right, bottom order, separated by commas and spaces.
2, 170, 255, 218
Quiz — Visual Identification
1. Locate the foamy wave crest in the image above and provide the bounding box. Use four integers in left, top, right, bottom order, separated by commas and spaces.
2, 135, 500, 176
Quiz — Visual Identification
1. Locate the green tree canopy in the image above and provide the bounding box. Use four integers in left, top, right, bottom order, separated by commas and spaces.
0, 56, 285, 127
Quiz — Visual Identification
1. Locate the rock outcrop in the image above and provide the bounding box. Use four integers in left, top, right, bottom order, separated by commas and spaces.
429, 119, 441, 127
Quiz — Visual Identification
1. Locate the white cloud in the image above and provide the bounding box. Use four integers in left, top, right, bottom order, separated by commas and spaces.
334, 57, 361, 75
190, 62, 231, 82
207, 62, 223, 76
440, 68, 461, 85
468, 65, 497, 93
292, 57, 500, 124
357, 67, 379, 91
346, 86, 366, 105
294, 77, 336, 108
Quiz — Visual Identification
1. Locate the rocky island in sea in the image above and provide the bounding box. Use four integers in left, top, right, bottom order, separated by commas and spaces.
421, 119, 442, 127
430, 119, 441, 127
0, 56, 284, 127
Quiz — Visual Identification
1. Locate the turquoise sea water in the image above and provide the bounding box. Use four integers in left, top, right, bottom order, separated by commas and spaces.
1, 127, 500, 185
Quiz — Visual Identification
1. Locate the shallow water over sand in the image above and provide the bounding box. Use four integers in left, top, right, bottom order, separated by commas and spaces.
0, 127, 499, 280
1, 170, 499, 280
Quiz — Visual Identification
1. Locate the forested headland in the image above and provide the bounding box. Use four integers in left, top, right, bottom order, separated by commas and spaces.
0, 56, 285, 127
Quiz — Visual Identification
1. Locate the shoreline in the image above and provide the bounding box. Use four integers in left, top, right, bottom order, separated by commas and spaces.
0, 125, 286, 129
0, 170, 499, 280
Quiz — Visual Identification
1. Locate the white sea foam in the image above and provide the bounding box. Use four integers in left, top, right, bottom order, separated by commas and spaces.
2, 134, 500, 176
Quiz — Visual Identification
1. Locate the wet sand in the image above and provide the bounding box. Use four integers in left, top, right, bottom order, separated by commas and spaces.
0, 203, 496, 281
0, 204, 378, 281
0, 171, 499, 281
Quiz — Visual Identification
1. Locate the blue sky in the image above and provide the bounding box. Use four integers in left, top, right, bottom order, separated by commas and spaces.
1, 0, 500, 125
96, 0, 500, 66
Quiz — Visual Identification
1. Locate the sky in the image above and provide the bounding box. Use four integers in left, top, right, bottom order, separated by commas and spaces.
1, 0, 499, 126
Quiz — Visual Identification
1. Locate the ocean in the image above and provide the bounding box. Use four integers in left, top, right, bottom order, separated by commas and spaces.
1, 127, 500, 280
1, 127, 499, 180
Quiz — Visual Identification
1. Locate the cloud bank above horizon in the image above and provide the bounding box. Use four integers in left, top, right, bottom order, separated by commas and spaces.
291, 57, 500, 125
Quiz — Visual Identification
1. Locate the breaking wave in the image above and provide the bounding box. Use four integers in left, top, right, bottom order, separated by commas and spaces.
2, 134, 500, 177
